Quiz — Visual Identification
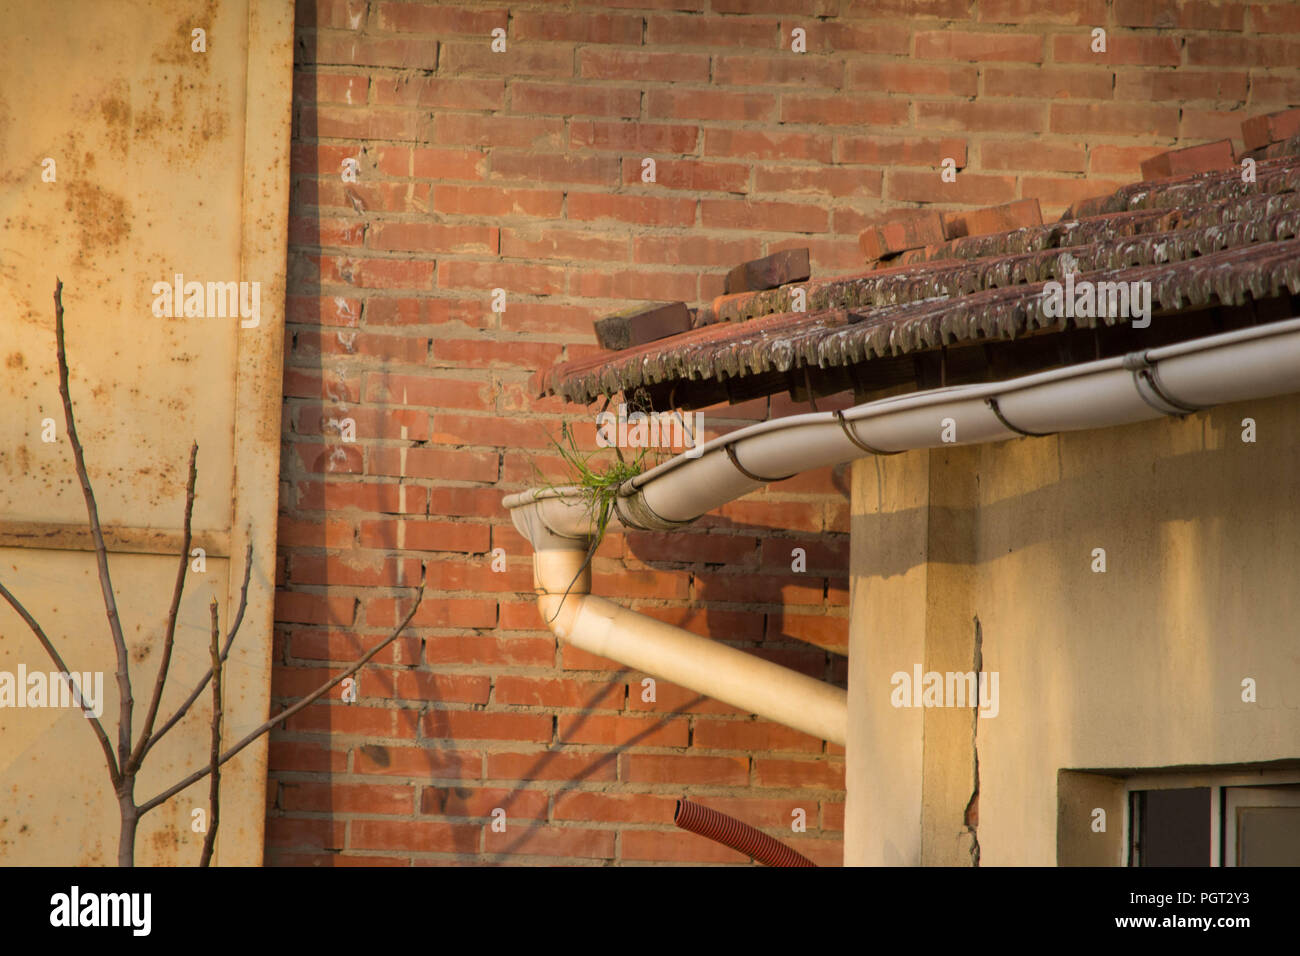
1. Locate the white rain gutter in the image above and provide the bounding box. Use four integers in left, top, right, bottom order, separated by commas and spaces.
505, 317, 1300, 745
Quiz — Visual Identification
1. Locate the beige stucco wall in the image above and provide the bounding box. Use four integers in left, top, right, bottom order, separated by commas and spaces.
0, 0, 291, 865
847, 391, 1300, 865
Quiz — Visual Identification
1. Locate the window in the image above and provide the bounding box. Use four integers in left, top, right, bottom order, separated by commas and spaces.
1128, 775, 1300, 866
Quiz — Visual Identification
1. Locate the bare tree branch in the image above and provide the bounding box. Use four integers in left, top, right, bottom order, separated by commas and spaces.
137, 540, 252, 763
199, 599, 222, 867
130, 442, 198, 772
0, 578, 121, 786
138, 566, 427, 817
54, 278, 134, 767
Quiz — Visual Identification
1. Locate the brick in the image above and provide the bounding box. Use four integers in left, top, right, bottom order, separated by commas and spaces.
947, 198, 1043, 240
284, 703, 398, 737
1139, 139, 1235, 180
296, 0, 369, 29
424, 710, 553, 743
847, 61, 978, 96
837, 135, 966, 168
502, 227, 627, 263
979, 0, 1106, 23
593, 301, 692, 350
434, 114, 565, 150
579, 48, 711, 83
368, 222, 497, 255
494, 676, 623, 710
754, 757, 845, 789
281, 782, 413, 816
432, 185, 564, 219
492, 151, 619, 186
484, 826, 616, 860
371, 75, 505, 111
633, 235, 763, 268
914, 31, 1043, 62
274, 591, 357, 626
266, 817, 346, 850
1051, 33, 1181, 66
366, 446, 498, 481
623, 753, 749, 786
693, 719, 822, 752
568, 192, 697, 226
362, 371, 490, 408
982, 66, 1114, 100
858, 210, 946, 260
621, 158, 749, 193
375, 2, 506, 32
646, 15, 780, 48
1048, 103, 1179, 138
357, 518, 489, 553
486, 750, 618, 782
570, 120, 699, 153
557, 713, 690, 747
421, 786, 549, 821
704, 128, 833, 163
1115, 71, 1247, 103
980, 140, 1086, 174
1180, 109, 1246, 143
355, 744, 482, 779
780, 94, 909, 127
1114, 0, 1245, 30
700, 199, 827, 233
513, 10, 643, 43
766, 612, 849, 653
439, 41, 571, 76
647, 88, 776, 123
1088, 145, 1168, 176
1251, 3, 1300, 32
753, 165, 883, 199
310, 33, 438, 69
293, 72, 368, 106
724, 248, 810, 295
553, 792, 677, 824
512, 82, 642, 118
620, 828, 749, 864
916, 100, 1047, 132
288, 625, 421, 665
1242, 108, 1300, 151
351, 820, 480, 854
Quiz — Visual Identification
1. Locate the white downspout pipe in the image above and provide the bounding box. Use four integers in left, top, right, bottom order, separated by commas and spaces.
507, 317, 1300, 739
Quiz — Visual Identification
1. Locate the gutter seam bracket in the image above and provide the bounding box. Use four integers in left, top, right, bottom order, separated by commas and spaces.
985, 397, 1056, 438
1123, 350, 1203, 417
836, 409, 904, 455
725, 442, 796, 483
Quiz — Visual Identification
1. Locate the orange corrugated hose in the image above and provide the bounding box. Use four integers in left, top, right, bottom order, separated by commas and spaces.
674, 798, 816, 867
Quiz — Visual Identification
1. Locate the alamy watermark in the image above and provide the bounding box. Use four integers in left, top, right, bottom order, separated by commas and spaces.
890, 664, 999, 718
0, 665, 103, 718
596, 402, 704, 459
50, 886, 150, 936
1041, 272, 1152, 329
151, 274, 261, 328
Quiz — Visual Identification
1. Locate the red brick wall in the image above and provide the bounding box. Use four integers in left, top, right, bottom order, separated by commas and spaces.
270, 0, 1298, 864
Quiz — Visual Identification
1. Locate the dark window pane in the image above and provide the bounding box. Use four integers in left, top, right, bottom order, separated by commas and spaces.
1237, 808, 1300, 866
1140, 788, 1211, 866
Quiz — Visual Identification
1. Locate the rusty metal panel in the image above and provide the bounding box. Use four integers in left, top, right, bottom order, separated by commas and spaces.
0, 0, 292, 865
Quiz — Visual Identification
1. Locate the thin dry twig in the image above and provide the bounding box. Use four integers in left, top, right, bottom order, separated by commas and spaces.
199, 599, 222, 867
130, 442, 198, 772
54, 278, 134, 768
0, 578, 121, 785
137, 565, 428, 816
137, 540, 252, 763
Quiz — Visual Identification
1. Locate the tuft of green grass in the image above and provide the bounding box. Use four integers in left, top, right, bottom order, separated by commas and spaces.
527, 406, 675, 621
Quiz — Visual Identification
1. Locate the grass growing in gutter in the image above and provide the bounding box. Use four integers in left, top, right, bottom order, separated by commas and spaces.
530, 398, 677, 621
